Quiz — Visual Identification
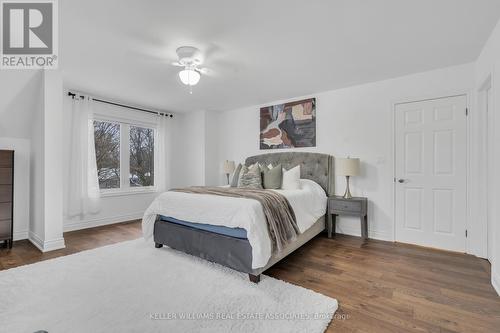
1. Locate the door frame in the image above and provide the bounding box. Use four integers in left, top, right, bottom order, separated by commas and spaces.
478, 76, 493, 262
391, 90, 471, 253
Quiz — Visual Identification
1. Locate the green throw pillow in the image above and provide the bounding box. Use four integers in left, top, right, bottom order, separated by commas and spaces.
262, 164, 282, 189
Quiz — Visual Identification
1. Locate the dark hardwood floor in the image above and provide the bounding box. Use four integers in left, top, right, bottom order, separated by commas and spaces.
0, 221, 142, 270
1, 220, 499, 332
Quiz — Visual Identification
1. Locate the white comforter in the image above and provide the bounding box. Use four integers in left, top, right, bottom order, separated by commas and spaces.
142, 179, 327, 269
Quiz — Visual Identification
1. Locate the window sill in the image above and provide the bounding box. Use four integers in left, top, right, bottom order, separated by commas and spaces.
100, 188, 158, 198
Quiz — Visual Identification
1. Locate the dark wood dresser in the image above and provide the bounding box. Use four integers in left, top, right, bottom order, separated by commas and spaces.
0, 150, 14, 248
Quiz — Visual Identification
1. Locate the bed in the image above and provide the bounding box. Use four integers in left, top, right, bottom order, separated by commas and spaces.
142, 152, 334, 282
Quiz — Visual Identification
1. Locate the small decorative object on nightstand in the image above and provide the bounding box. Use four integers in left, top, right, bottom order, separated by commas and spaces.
336, 157, 360, 199
223, 160, 235, 185
328, 196, 368, 240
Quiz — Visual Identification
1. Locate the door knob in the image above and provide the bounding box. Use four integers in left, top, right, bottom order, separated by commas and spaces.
398, 179, 405, 183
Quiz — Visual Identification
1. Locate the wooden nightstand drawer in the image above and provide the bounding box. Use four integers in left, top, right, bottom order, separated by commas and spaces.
330, 200, 361, 212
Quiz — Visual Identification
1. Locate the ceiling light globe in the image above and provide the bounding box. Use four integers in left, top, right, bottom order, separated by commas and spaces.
179, 69, 201, 86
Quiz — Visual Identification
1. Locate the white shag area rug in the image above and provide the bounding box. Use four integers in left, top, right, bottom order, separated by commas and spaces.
0, 239, 338, 333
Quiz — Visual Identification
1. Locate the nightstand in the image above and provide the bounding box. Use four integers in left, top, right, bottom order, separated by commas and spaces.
328, 196, 368, 239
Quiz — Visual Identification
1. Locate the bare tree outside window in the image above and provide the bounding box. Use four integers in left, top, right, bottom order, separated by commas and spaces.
94, 121, 120, 189
129, 126, 154, 187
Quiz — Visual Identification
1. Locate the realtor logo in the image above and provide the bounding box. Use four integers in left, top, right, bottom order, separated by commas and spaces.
1, 0, 58, 69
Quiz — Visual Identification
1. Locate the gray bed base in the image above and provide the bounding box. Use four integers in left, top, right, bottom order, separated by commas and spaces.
153, 152, 334, 283
153, 216, 326, 281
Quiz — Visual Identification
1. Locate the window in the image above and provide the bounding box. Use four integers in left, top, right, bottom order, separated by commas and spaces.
94, 120, 156, 193
129, 126, 154, 187
94, 121, 120, 189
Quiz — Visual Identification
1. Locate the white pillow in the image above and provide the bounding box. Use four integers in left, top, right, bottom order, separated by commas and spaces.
282, 165, 301, 190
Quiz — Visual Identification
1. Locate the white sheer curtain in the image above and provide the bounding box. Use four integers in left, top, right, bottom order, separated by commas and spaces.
155, 114, 173, 192
64, 96, 101, 218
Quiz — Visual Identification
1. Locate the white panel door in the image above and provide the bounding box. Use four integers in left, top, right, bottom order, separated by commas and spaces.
395, 95, 467, 252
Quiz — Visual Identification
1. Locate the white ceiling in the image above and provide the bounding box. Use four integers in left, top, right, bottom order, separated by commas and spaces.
61, 0, 500, 113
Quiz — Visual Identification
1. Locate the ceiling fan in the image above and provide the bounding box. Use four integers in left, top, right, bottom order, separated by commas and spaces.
172, 46, 210, 92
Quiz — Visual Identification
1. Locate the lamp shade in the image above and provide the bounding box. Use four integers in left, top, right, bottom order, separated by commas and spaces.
223, 160, 236, 174
179, 69, 201, 86
336, 157, 360, 176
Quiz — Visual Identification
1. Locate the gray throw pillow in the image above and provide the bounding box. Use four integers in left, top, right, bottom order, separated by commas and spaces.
230, 163, 242, 187
238, 164, 263, 189
262, 164, 282, 189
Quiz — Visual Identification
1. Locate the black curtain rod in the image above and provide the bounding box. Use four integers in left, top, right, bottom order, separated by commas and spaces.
67, 91, 173, 118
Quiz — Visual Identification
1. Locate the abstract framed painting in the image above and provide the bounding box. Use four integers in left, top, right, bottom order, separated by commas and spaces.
260, 98, 316, 149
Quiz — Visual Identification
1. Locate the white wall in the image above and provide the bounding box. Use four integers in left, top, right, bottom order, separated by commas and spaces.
29, 74, 45, 244
475, 18, 500, 295
0, 71, 41, 242
0, 71, 43, 139
42, 71, 65, 249
205, 112, 220, 186
207, 63, 474, 242
29, 70, 66, 252
171, 110, 207, 188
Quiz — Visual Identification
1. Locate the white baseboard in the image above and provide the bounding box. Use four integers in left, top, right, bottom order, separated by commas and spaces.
492, 271, 500, 296
28, 231, 66, 252
336, 224, 393, 242
469, 249, 488, 260
13, 230, 29, 241
43, 238, 66, 252
28, 231, 44, 251
64, 212, 144, 232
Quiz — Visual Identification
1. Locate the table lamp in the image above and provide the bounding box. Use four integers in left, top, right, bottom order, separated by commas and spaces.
336, 157, 360, 199
223, 160, 236, 185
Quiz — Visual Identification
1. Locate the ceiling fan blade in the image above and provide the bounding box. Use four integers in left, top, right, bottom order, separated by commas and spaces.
172, 61, 184, 67
197, 67, 211, 75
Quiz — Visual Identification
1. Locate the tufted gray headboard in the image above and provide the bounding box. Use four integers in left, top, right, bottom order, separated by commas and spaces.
245, 152, 334, 196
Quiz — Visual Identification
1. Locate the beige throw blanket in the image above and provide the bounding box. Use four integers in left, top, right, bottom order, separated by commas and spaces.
170, 187, 299, 252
